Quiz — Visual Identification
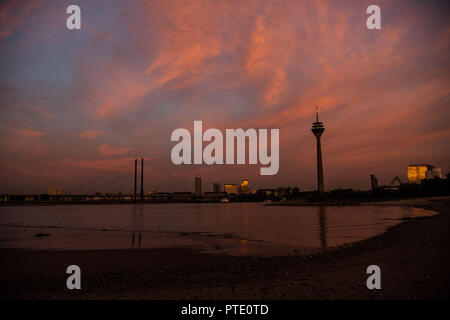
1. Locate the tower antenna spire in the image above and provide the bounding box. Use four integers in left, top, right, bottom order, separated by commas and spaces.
316, 106, 319, 122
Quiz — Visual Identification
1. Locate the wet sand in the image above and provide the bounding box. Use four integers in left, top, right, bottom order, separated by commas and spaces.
1, 197, 449, 299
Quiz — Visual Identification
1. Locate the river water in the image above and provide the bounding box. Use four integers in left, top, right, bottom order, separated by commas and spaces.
0, 203, 436, 256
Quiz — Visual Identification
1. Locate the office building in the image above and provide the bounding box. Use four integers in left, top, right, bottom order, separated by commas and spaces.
408, 164, 443, 184
240, 179, 249, 194
213, 183, 221, 193
224, 184, 238, 194
47, 186, 62, 195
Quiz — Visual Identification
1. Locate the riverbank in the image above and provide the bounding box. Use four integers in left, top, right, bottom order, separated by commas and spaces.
266, 195, 450, 206
0, 197, 449, 299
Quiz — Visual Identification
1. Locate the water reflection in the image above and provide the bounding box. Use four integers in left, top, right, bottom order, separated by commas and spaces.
318, 206, 328, 248
0, 203, 437, 252
130, 204, 144, 248
131, 232, 142, 248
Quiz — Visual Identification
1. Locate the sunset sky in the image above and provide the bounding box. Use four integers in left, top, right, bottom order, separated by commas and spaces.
0, 0, 449, 194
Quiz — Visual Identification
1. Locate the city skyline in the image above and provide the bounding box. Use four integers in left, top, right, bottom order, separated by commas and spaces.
0, 0, 449, 194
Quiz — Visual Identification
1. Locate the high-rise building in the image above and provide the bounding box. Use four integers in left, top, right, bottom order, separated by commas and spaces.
370, 174, 378, 190
224, 184, 238, 194
240, 179, 249, 194
408, 164, 443, 183
47, 186, 62, 195
427, 167, 443, 180
195, 174, 202, 194
213, 183, 221, 193
311, 107, 325, 192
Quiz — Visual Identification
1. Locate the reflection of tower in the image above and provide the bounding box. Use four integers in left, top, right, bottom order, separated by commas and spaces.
140, 158, 144, 200
318, 206, 327, 248
134, 159, 137, 201
311, 107, 325, 192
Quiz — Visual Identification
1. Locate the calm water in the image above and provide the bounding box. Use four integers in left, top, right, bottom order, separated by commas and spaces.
0, 203, 436, 255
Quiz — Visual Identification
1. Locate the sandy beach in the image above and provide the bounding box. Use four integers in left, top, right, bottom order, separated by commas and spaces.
1, 197, 449, 300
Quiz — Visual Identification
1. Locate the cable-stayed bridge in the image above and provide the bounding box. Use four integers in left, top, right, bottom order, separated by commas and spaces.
1, 159, 228, 203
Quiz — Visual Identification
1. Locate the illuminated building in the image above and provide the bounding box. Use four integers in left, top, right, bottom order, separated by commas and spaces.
407, 164, 443, 184
47, 186, 62, 195
240, 179, 249, 194
213, 183, 221, 193
195, 174, 202, 194
311, 107, 325, 192
224, 184, 238, 194
427, 167, 443, 180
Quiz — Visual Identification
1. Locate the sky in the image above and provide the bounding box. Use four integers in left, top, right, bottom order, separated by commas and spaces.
0, 0, 449, 194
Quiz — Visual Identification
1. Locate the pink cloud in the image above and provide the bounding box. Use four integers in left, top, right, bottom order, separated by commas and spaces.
17, 128, 46, 137
78, 130, 106, 140
50, 158, 135, 172
98, 144, 132, 156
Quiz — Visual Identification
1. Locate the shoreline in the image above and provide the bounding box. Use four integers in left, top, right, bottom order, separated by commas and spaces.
2, 195, 449, 207
266, 196, 450, 207
0, 197, 449, 299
